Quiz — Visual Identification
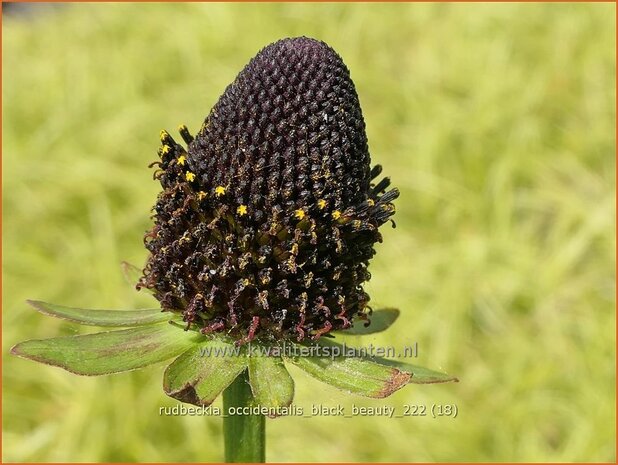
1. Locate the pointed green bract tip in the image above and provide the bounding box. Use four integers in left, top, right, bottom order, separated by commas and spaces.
26, 299, 170, 327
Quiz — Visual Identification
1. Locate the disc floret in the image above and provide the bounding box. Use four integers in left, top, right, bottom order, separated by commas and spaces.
139, 37, 399, 343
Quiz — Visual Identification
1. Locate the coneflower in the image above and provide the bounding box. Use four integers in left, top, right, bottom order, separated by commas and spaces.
140, 37, 399, 344
11, 37, 456, 464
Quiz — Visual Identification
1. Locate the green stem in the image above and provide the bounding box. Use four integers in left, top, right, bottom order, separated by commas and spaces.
223, 369, 265, 463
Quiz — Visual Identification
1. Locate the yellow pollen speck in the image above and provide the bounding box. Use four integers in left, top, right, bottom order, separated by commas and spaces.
177, 155, 186, 165
197, 191, 207, 201
332, 210, 342, 220
215, 186, 226, 196
294, 209, 306, 220
367, 199, 375, 206
160, 130, 169, 142
178, 124, 188, 132
185, 171, 196, 182
161, 145, 171, 155
237, 205, 248, 216
353, 220, 362, 228
317, 199, 327, 209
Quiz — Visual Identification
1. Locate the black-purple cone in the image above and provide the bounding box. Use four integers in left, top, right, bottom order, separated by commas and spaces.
140, 37, 398, 343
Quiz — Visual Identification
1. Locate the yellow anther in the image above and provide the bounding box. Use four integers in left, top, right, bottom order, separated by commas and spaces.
185, 171, 196, 182
215, 186, 226, 196
177, 154, 186, 165
294, 209, 306, 220
367, 199, 375, 206
178, 124, 188, 132
317, 199, 327, 209
332, 210, 342, 220
161, 144, 171, 155
237, 204, 248, 216
160, 130, 170, 142
197, 191, 207, 201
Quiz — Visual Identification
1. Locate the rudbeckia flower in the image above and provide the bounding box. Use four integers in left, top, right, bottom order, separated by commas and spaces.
11, 37, 456, 462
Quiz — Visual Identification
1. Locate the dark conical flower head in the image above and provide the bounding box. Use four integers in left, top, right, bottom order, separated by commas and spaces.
140, 37, 399, 344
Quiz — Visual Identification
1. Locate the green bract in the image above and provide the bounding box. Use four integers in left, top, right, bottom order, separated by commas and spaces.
11, 296, 456, 411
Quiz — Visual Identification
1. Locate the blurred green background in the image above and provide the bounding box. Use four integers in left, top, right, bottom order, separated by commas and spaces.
3, 2, 616, 462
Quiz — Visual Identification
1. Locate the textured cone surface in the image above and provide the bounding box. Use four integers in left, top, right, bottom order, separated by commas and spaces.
141, 37, 398, 343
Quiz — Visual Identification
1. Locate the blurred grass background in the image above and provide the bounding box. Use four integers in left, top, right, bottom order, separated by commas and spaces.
3, 2, 616, 462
